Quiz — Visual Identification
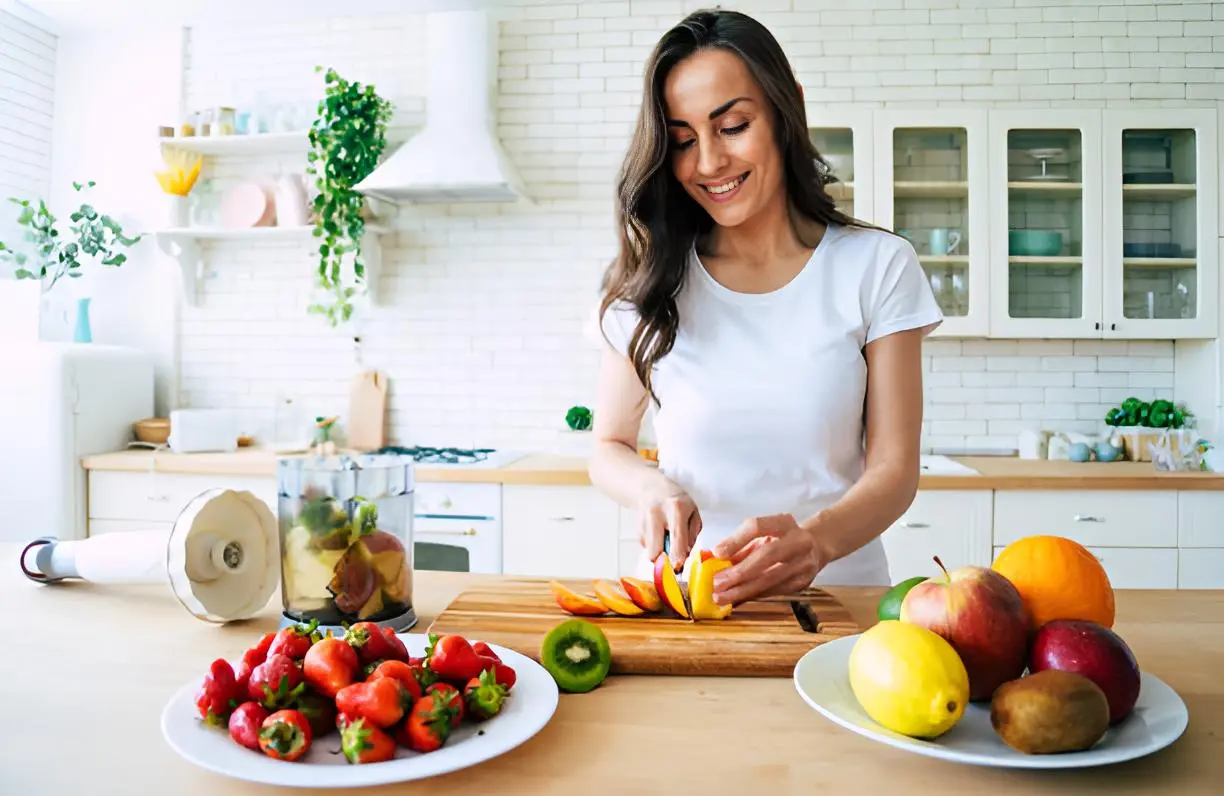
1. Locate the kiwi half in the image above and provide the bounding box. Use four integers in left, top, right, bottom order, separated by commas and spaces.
540, 618, 612, 693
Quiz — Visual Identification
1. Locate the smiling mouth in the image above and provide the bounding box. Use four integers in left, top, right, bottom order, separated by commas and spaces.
701, 172, 750, 197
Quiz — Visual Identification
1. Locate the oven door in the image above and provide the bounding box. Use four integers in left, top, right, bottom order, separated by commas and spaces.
413, 515, 501, 574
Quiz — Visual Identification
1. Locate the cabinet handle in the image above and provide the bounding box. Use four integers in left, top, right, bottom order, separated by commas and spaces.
1074, 514, 1104, 523
550, 516, 576, 522
900, 521, 929, 528
423, 528, 477, 537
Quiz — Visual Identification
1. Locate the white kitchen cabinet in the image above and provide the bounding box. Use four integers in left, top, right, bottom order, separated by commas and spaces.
872, 109, 992, 338
1178, 548, 1224, 589
880, 490, 993, 583
87, 470, 277, 527
1177, 492, 1224, 548
501, 485, 619, 580
993, 490, 1179, 549
991, 544, 1178, 590
810, 107, 1219, 340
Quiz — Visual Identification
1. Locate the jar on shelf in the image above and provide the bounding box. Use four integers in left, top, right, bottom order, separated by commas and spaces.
211, 106, 236, 136
276, 453, 417, 633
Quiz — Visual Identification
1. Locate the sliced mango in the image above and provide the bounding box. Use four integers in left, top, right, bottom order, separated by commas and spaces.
689, 552, 733, 620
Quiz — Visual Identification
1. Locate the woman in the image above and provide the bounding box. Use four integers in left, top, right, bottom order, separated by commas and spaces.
588, 9, 943, 606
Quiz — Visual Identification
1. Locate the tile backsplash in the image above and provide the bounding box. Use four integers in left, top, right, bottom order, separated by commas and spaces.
173, 0, 1214, 452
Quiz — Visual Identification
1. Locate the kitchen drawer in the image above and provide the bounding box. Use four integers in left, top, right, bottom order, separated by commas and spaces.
502, 485, 619, 580
880, 490, 993, 583
88, 519, 173, 537
618, 538, 647, 579
992, 545, 1178, 590
1178, 548, 1224, 589
1178, 492, 1224, 548
993, 491, 1177, 549
415, 481, 502, 518
619, 507, 640, 541
88, 470, 277, 523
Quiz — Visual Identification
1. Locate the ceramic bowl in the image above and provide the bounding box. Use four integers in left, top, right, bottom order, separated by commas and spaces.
1009, 229, 1063, 257
134, 417, 171, 445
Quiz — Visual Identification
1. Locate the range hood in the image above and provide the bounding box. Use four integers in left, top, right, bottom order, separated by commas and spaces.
354, 9, 529, 205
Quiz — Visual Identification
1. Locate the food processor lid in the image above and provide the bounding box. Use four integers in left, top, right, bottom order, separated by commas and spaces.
166, 489, 280, 623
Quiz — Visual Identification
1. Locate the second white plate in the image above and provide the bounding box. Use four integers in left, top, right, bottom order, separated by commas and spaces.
793, 634, 1188, 769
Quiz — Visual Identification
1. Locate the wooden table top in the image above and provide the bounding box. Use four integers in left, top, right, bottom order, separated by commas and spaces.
2, 542, 1221, 795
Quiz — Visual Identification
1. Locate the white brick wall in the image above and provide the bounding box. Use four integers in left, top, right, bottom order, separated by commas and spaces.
0, 7, 56, 243
175, 0, 1214, 452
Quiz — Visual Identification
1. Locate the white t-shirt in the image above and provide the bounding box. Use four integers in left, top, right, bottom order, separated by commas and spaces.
598, 223, 944, 587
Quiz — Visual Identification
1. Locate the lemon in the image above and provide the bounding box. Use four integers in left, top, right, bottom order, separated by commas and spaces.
847, 620, 969, 740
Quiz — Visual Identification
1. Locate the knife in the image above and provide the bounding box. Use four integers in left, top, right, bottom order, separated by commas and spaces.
663, 532, 697, 622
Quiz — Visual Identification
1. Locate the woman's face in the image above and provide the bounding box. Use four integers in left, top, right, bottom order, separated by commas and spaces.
662, 47, 784, 230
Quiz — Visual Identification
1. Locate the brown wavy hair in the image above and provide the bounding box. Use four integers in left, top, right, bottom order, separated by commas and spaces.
599, 8, 871, 405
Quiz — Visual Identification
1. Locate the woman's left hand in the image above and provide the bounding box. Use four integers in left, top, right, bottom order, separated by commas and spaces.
709, 513, 829, 605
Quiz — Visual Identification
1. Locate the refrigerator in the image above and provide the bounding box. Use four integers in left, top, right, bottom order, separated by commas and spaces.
0, 343, 154, 543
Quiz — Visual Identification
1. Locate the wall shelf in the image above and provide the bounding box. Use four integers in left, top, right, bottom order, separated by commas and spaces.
158, 131, 312, 156
154, 223, 393, 306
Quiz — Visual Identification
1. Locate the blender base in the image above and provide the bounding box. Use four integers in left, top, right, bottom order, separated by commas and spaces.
279, 608, 420, 636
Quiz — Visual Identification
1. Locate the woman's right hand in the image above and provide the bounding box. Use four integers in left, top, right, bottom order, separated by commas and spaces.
639, 486, 702, 572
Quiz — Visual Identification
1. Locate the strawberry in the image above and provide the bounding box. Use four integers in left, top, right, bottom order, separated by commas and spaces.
425, 682, 465, 728
195, 658, 243, 727
258, 709, 312, 762
241, 632, 277, 671
343, 622, 397, 665
341, 717, 397, 765
302, 635, 359, 698
267, 619, 321, 661
366, 660, 423, 702
227, 701, 269, 751
381, 627, 411, 662
247, 653, 306, 710
425, 634, 488, 685
335, 676, 409, 729
472, 641, 500, 662
463, 669, 509, 721
292, 691, 337, 737
396, 694, 457, 753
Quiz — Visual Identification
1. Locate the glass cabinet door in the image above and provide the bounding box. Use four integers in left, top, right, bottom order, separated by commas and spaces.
873, 110, 989, 336
988, 111, 1103, 337
809, 111, 874, 225
1103, 110, 1218, 339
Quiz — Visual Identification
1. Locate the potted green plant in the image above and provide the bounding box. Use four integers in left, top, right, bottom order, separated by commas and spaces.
1104, 397, 1195, 462
0, 180, 143, 341
306, 66, 394, 327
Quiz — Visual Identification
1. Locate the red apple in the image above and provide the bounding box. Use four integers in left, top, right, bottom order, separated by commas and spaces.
899, 556, 1031, 702
1029, 619, 1141, 725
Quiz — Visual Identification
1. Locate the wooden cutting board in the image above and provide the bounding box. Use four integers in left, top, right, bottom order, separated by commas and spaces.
347, 370, 387, 451
426, 577, 861, 678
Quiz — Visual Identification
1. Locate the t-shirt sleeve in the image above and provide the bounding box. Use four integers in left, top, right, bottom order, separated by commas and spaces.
864, 236, 944, 345
587, 297, 639, 357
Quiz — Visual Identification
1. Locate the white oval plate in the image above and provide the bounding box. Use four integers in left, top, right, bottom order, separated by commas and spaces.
794, 634, 1188, 769
162, 634, 559, 788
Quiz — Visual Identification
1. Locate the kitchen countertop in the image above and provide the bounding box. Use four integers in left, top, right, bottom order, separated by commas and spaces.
79, 448, 1224, 490
2, 542, 1219, 795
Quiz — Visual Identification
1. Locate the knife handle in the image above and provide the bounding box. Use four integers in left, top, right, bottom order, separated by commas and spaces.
663, 530, 670, 557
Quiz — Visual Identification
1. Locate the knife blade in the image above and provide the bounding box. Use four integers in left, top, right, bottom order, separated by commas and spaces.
663, 532, 697, 621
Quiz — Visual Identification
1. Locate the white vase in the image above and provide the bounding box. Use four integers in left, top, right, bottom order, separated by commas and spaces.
168, 195, 190, 228
274, 174, 309, 227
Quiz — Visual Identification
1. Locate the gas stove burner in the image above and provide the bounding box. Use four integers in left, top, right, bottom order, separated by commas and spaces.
377, 446, 496, 464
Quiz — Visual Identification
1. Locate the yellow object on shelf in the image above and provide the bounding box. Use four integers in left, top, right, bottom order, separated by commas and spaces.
155, 148, 203, 196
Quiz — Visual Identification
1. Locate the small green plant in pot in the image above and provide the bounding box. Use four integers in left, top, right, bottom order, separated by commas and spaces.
306, 66, 395, 326
0, 180, 143, 292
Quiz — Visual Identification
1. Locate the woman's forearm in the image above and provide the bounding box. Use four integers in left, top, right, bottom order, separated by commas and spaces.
588, 439, 682, 510
798, 460, 919, 565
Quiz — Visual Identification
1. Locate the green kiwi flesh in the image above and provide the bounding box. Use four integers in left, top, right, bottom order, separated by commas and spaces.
540, 619, 612, 693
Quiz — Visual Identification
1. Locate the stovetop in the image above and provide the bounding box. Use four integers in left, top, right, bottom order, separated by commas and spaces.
375, 446, 526, 468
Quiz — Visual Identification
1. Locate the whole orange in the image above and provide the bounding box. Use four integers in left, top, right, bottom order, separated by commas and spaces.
991, 535, 1115, 630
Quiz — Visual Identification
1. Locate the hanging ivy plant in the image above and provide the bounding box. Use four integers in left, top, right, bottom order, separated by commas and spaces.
306, 66, 394, 326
